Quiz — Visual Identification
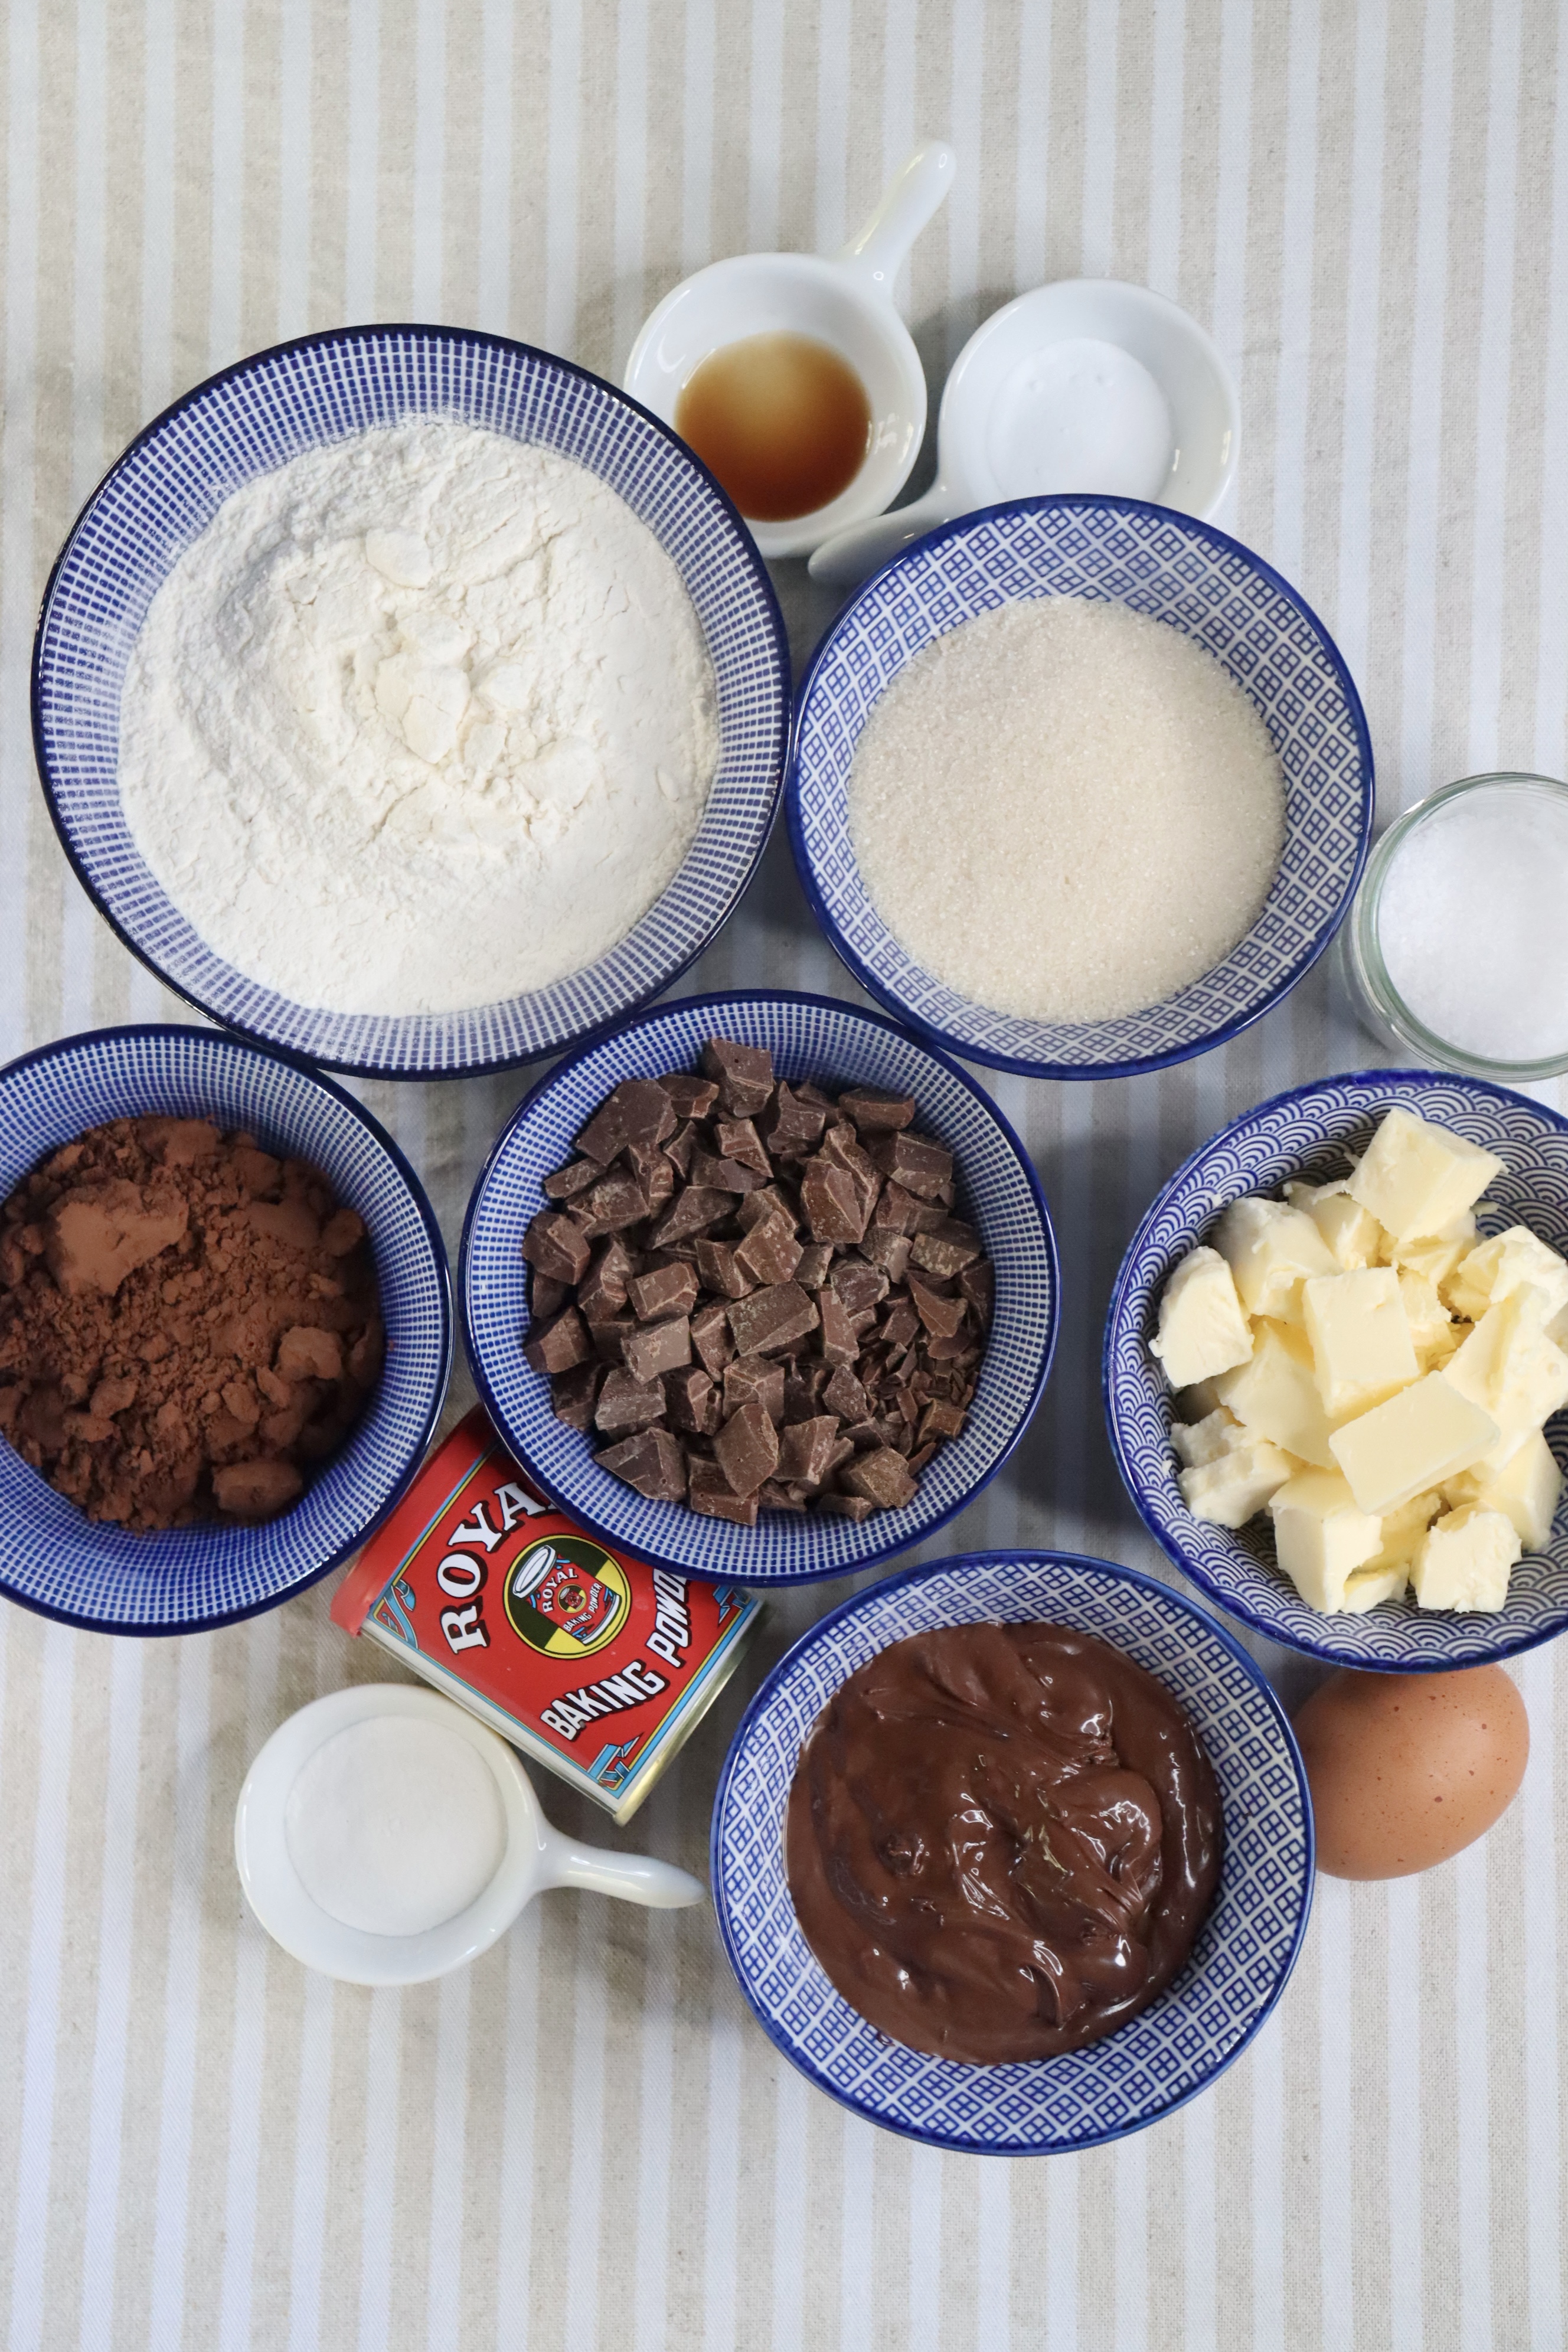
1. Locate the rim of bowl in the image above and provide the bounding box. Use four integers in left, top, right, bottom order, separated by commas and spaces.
708, 1547, 1316, 2154
31, 323, 792, 1082
787, 492, 1376, 1082
458, 987, 1061, 1583
1101, 1062, 1568, 1670
0, 1021, 454, 1635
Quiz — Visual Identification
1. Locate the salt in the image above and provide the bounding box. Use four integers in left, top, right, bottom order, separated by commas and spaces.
285, 1716, 508, 1937
1376, 782, 1568, 1064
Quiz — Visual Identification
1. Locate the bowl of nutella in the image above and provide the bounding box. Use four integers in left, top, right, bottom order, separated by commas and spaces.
710, 1550, 1311, 2153
33, 326, 789, 1079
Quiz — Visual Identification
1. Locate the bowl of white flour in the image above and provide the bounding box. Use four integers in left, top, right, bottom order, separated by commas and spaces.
33, 328, 790, 1076
788, 495, 1373, 1080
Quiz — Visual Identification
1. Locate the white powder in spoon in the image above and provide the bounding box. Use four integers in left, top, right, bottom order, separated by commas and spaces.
285, 1716, 508, 1938
118, 419, 720, 1016
847, 596, 1285, 1024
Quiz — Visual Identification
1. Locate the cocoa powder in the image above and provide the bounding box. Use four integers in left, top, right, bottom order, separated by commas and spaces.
0, 1116, 384, 1529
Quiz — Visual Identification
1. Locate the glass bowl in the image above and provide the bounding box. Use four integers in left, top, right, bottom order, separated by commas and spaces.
1344, 771, 1568, 1082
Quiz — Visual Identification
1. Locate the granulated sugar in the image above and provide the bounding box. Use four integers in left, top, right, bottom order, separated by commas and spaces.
848, 596, 1285, 1024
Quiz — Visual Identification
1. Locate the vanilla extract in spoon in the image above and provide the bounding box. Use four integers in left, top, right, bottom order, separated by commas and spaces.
676, 332, 873, 523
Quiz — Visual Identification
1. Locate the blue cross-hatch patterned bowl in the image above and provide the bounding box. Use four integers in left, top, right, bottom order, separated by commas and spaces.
0, 1025, 452, 1633
460, 989, 1059, 1585
788, 495, 1374, 1081
32, 325, 790, 1079
710, 1550, 1312, 2154
1105, 1069, 1568, 1670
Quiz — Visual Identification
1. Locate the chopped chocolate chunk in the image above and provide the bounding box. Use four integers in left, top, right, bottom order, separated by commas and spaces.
688, 1456, 759, 1524
587, 1312, 636, 1363
550, 1362, 603, 1429
735, 1212, 803, 1289
714, 1117, 771, 1175
530, 1272, 570, 1321
737, 1184, 796, 1233
691, 1299, 735, 1377
665, 1366, 721, 1436
694, 1239, 754, 1299
541, 1156, 602, 1203
641, 1156, 676, 1214
761, 1083, 828, 1158
701, 1037, 775, 1118
839, 1448, 917, 1510
800, 1159, 868, 1244
628, 1261, 699, 1322
596, 1426, 688, 1501
818, 1288, 860, 1367
821, 1491, 876, 1524
926, 1328, 979, 1363
714, 1397, 780, 1495
522, 1210, 592, 1286
578, 1236, 636, 1322
909, 1276, 968, 1340
831, 1259, 888, 1317
837, 1086, 916, 1133
727, 1280, 819, 1357
880, 1299, 920, 1354
523, 1305, 592, 1376
659, 1072, 721, 1121
919, 1400, 968, 1443
783, 1363, 831, 1421
663, 1122, 698, 1180
594, 1367, 668, 1436
870, 1179, 946, 1236
818, 1123, 882, 1225
822, 1363, 870, 1423
647, 1185, 733, 1249
576, 1168, 652, 1236
910, 1218, 982, 1278
623, 1315, 692, 1385
757, 1479, 809, 1511
869, 1131, 953, 1200
577, 1078, 676, 1168
907, 1440, 937, 1474
959, 1259, 995, 1325
794, 1242, 834, 1289
724, 1355, 785, 1423
688, 1149, 769, 1194
778, 1415, 842, 1487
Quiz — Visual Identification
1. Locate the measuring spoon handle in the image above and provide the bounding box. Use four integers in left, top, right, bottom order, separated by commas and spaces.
837, 142, 956, 303
537, 1828, 706, 1910
808, 484, 954, 591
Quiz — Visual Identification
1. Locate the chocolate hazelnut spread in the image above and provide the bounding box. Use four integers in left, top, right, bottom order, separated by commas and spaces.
785, 1621, 1222, 2064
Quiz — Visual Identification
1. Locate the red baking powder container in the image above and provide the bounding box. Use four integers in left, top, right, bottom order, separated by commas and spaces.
332, 1406, 763, 1823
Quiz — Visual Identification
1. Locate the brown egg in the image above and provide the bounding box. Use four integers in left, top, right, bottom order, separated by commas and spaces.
1293, 1665, 1528, 1880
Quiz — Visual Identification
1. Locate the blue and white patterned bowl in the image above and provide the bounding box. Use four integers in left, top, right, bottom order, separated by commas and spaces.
0, 1026, 452, 1633
711, 1550, 1312, 2153
32, 326, 789, 1078
461, 989, 1058, 1584
789, 496, 1373, 1080
1105, 1069, 1568, 1670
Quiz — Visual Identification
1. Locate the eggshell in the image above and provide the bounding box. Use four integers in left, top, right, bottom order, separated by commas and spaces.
1293, 1665, 1528, 1880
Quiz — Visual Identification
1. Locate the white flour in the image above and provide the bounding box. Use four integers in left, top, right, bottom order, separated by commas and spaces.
118, 420, 721, 1015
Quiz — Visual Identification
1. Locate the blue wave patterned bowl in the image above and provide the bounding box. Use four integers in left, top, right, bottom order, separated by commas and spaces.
788, 496, 1373, 1080
461, 989, 1058, 1585
0, 1026, 451, 1632
1105, 1069, 1568, 1669
32, 326, 789, 1078
711, 1550, 1312, 2153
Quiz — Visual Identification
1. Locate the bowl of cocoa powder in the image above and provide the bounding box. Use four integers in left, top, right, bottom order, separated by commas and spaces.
0, 1025, 451, 1631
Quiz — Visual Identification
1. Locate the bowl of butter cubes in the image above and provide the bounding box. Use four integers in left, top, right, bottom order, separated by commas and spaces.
1104, 1070, 1568, 1668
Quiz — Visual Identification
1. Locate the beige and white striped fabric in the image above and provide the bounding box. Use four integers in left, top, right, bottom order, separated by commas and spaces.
1, 1, 1565, 2344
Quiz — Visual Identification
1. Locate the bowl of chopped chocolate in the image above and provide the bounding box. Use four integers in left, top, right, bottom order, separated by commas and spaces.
460, 991, 1058, 1583
0, 1025, 451, 1632
710, 1550, 1312, 2152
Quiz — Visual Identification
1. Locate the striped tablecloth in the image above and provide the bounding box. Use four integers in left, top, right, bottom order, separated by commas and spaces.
1, 3, 1564, 2346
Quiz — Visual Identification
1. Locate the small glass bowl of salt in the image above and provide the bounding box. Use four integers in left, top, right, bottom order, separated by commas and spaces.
1344, 772, 1568, 1080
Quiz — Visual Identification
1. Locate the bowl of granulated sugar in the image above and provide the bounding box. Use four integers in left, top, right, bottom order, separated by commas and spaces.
788, 495, 1373, 1080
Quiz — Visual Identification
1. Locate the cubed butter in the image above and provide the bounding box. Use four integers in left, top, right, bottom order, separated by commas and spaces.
1267, 1468, 1384, 1611
1397, 1268, 1456, 1366
1328, 1372, 1498, 1515
1442, 1286, 1568, 1474
1170, 1406, 1248, 1467
1409, 1505, 1520, 1612
1175, 1376, 1227, 1421
1445, 1224, 1568, 1325
1302, 1267, 1419, 1417
1443, 1426, 1563, 1551
1284, 1178, 1385, 1270
1212, 1196, 1338, 1322
1214, 1318, 1339, 1469
1381, 1212, 1477, 1290
1348, 1108, 1505, 1244
1149, 1246, 1254, 1389
1180, 1440, 1299, 1528
1341, 1563, 1410, 1613
1361, 1488, 1445, 1575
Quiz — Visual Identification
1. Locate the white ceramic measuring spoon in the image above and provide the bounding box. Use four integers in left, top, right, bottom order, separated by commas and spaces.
624, 141, 956, 559
809, 277, 1239, 591
236, 1683, 704, 1987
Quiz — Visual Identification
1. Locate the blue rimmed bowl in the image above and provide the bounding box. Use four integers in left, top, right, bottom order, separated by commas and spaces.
710, 1551, 1312, 2154
1105, 1069, 1568, 1670
789, 495, 1373, 1080
0, 1025, 451, 1633
461, 989, 1058, 1585
32, 325, 789, 1079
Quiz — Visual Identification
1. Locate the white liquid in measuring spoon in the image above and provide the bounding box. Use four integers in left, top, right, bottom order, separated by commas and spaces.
1377, 786, 1568, 1064
285, 1717, 508, 1936
986, 338, 1174, 501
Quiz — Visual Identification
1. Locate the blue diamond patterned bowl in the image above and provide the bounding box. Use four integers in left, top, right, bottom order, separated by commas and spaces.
0, 1025, 452, 1632
1105, 1069, 1568, 1670
711, 1550, 1312, 2153
461, 989, 1058, 1585
788, 495, 1373, 1080
32, 326, 789, 1078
